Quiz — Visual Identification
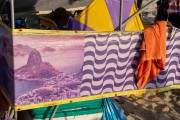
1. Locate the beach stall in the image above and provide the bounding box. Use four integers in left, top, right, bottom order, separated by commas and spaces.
0, 0, 180, 119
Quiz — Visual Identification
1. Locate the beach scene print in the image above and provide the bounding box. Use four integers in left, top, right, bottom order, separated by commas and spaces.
13, 35, 85, 106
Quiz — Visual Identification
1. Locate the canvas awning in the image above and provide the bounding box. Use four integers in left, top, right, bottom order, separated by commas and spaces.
0, 0, 92, 14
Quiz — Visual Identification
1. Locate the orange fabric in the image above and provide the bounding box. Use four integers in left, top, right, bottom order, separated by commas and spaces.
136, 21, 167, 89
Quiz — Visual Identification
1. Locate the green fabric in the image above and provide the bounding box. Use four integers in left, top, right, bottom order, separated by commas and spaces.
31, 99, 103, 119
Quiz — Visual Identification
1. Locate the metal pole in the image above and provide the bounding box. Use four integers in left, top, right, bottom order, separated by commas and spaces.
119, 0, 123, 31
0, 0, 7, 14
14, 111, 17, 120
134, 0, 138, 10
10, 0, 15, 29
49, 105, 59, 120
9, 108, 14, 118
122, 0, 159, 27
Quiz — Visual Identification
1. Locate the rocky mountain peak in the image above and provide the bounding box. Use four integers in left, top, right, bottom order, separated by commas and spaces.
27, 49, 42, 66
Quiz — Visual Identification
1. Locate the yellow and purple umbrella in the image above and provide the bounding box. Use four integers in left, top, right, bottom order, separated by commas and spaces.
68, 0, 144, 31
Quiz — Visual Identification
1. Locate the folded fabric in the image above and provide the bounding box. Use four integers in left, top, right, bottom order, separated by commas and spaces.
101, 98, 127, 120
136, 21, 167, 89
168, 0, 180, 14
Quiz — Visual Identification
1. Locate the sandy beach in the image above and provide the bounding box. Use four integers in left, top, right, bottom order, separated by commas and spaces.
114, 89, 180, 120
141, 0, 158, 24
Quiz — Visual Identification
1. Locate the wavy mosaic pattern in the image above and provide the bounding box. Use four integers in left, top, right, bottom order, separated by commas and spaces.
81, 28, 180, 96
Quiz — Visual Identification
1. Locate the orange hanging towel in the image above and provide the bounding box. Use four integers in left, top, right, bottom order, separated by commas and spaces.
136, 21, 167, 89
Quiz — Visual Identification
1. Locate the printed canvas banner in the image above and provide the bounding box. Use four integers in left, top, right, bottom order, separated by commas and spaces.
12, 34, 85, 107
0, 22, 179, 110
0, 23, 15, 102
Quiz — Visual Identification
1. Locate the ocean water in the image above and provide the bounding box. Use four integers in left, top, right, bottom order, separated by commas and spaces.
15, 79, 44, 98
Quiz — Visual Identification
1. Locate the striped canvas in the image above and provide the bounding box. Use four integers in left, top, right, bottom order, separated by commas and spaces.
80, 27, 180, 96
